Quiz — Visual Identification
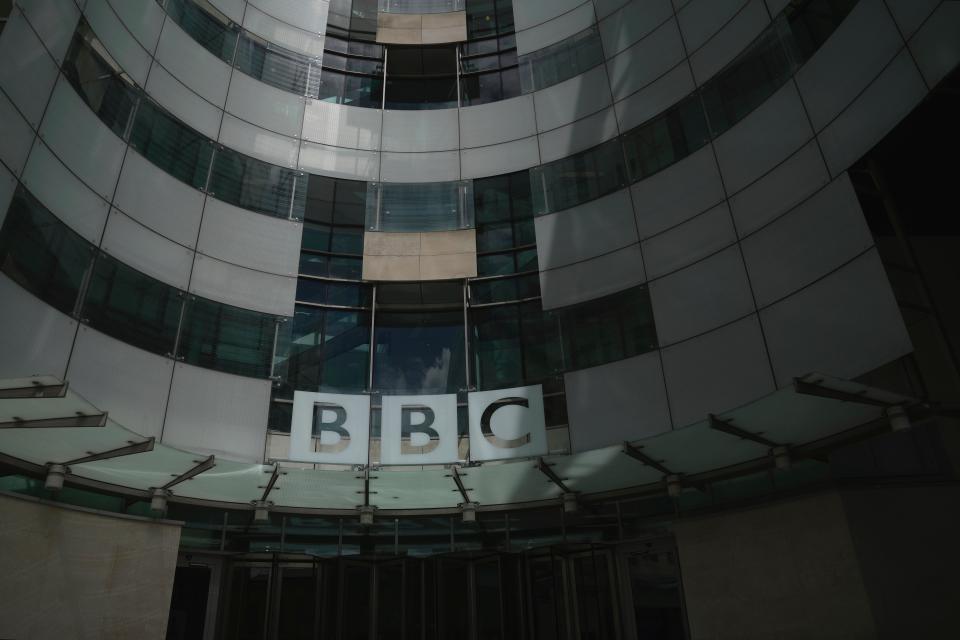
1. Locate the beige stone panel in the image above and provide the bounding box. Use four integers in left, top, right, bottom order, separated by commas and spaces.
420, 252, 477, 280
377, 27, 422, 45
363, 254, 421, 280
419, 229, 476, 255
422, 11, 466, 29
0, 494, 181, 640
364, 231, 421, 256
378, 13, 422, 29
421, 25, 467, 44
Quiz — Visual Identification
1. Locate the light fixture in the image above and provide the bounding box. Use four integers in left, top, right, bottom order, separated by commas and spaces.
461, 502, 479, 522
149, 488, 169, 514
886, 405, 911, 431
252, 499, 272, 524
359, 505, 376, 526
771, 445, 792, 471
665, 474, 682, 498
562, 492, 578, 513
44, 463, 67, 492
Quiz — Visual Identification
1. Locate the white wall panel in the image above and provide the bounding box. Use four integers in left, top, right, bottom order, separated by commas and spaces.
100, 210, 195, 289
642, 203, 736, 279
631, 145, 724, 238
381, 108, 459, 152
459, 137, 541, 179
197, 198, 300, 277
886, 0, 940, 38
0, 11, 60, 127
677, 0, 746, 52
514, 0, 587, 31
613, 62, 694, 132
84, 0, 152, 86
379, 151, 460, 183
661, 315, 774, 428
298, 140, 380, 180
713, 81, 813, 195
537, 106, 619, 162
908, 2, 960, 89
0, 164, 15, 229
818, 50, 927, 177
155, 20, 232, 107
145, 64, 223, 140
113, 149, 205, 247
689, 0, 768, 85
0, 91, 36, 177
516, 2, 595, 56
162, 363, 271, 462
760, 249, 912, 386
189, 254, 297, 316
302, 100, 381, 150
21, 141, 110, 244
218, 114, 300, 168
107, 0, 165, 53
250, 0, 329, 35
459, 95, 537, 148
242, 5, 325, 57
39, 78, 126, 201
729, 140, 829, 236
0, 274, 76, 379
741, 175, 874, 307
19, 0, 81, 63
534, 65, 612, 132
209, 0, 245, 24
599, 0, 673, 57
540, 243, 646, 310
794, 0, 903, 131
535, 189, 636, 270
606, 18, 685, 102
225, 72, 305, 138
66, 326, 174, 439
565, 352, 672, 452
649, 245, 754, 345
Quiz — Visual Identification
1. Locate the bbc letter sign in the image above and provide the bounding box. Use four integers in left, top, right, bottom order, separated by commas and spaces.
289, 385, 546, 465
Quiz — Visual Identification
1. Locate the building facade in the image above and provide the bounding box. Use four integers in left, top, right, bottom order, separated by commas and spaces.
0, 0, 959, 638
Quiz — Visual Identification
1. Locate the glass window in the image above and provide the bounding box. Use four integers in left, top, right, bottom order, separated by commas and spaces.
316, 68, 384, 108
518, 26, 604, 93
208, 147, 306, 219
384, 45, 458, 110
130, 99, 214, 190
178, 297, 277, 378
0, 187, 91, 314
622, 96, 709, 183
366, 181, 475, 232
471, 304, 523, 388
557, 286, 657, 369
530, 138, 627, 215
165, 0, 239, 63
373, 311, 466, 394
235, 33, 314, 96
82, 253, 183, 356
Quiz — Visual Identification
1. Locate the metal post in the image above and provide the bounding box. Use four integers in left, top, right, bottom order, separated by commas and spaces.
367, 285, 377, 392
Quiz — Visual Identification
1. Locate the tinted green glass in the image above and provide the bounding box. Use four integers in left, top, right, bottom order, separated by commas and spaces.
208, 147, 306, 219
0, 188, 91, 314
178, 297, 276, 378
622, 96, 709, 182
472, 304, 523, 388
130, 100, 214, 189
82, 253, 182, 356
557, 286, 656, 369
165, 0, 238, 63
530, 138, 627, 214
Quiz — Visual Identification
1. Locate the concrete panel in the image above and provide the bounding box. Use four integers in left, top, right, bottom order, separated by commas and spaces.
661, 315, 773, 428
533, 65, 613, 132
649, 245, 755, 345
565, 351, 672, 452
741, 174, 874, 307
0, 494, 180, 640
540, 243, 646, 310
516, 2, 595, 56
362, 254, 420, 280
189, 254, 297, 316
302, 100, 382, 151
18, 0, 81, 64
632, 145, 725, 239
66, 326, 174, 439
420, 229, 476, 255
460, 137, 541, 179
642, 203, 736, 279
162, 362, 272, 462
606, 18, 685, 102
0, 274, 76, 379
382, 108, 459, 152
197, 198, 301, 277
155, 19, 232, 107
100, 209, 195, 289
713, 81, 814, 195
613, 61, 695, 131
459, 95, 537, 148
0, 10, 60, 127
689, 0, 769, 85
760, 249, 913, 386
535, 189, 637, 270
363, 231, 421, 256
419, 252, 476, 280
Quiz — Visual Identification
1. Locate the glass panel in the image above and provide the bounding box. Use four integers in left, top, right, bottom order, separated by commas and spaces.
178, 296, 276, 378
558, 285, 657, 370
622, 96, 709, 183
208, 147, 306, 219
518, 25, 604, 93
277, 566, 321, 640
165, 0, 239, 63
129, 99, 215, 190
235, 32, 312, 95
0, 187, 91, 314
472, 304, 523, 388
82, 253, 182, 356
530, 138, 627, 215
373, 311, 466, 394
379, 0, 464, 13
366, 181, 475, 232
316, 68, 383, 108
384, 45, 458, 110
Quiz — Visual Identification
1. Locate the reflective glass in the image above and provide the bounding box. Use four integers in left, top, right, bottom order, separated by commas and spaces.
0, 187, 91, 314
296, 279, 372, 308
622, 96, 709, 183
82, 253, 183, 356
470, 272, 539, 304
518, 26, 604, 93
379, 0, 464, 13
235, 33, 313, 96
178, 297, 276, 378
530, 138, 627, 215
471, 303, 523, 388
130, 99, 215, 190
165, 0, 238, 63
316, 68, 383, 108
558, 286, 657, 370
373, 311, 466, 394
366, 181, 475, 232
208, 147, 306, 219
